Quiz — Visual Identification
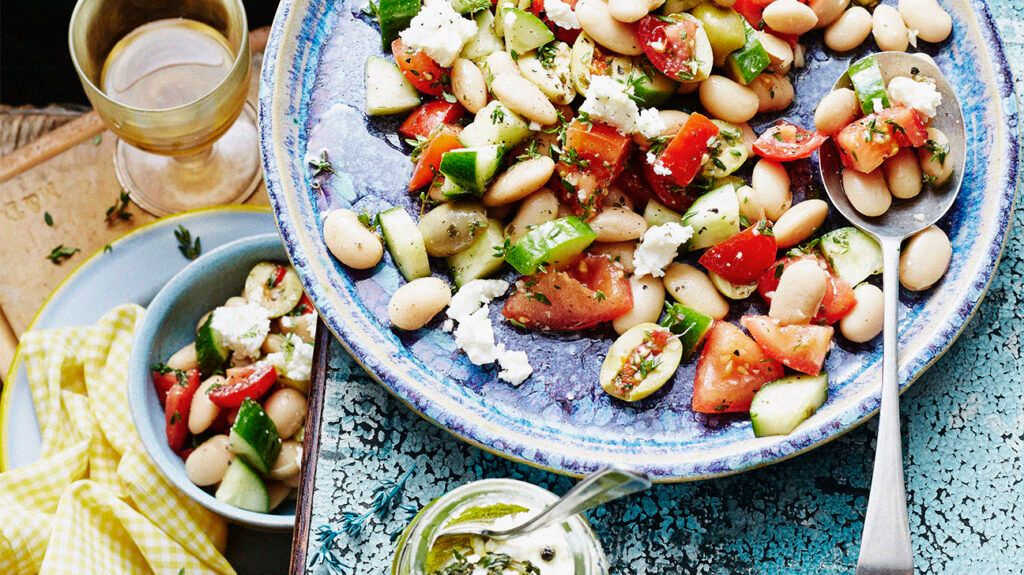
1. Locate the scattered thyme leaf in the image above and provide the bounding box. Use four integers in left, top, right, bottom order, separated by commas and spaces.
46, 244, 80, 265
174, 225, 202, 260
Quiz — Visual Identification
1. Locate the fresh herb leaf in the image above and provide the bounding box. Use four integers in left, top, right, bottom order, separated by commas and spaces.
308, 150, 335, 177
526, 291, 551, 305
174, 225, 202, 260
44, 212, 53, 226
537, 42, 558, 70
924, 139, 950, 164
103, 244, 113, 254
92, 134, 103, 146
105, 191, 133, 224
358, 211, 380, 231
490, 105, 506, 124
441, 91, 458, 104
46, 244, 80, 265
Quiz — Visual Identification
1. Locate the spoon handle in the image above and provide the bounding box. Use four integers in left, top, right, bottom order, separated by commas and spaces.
856, 238, 913, 575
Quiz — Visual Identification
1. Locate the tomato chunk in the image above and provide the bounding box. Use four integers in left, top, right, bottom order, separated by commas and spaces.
391, 39, 449, 97
757, 254, 857, 324
611, 156, 652, 210
753, 121, 829, 162
640, 155, 698, 212
881, 105, 928, 148
152, 368, 181, 405
692, 322, 785, 414
698, 221, 777, 284
558, 120, 633, 214
165, 368, 201, 453
741, 315, 834, 375
399, 100, 464, 140
208, 363, 278, 409
732, 0, 773, 28
502, 255, 633, 331
408, 126, 462, 191
656, 113, 720, 188
528, 0, 581, 43
637, 14, 700, 81
834, 105, 927, 173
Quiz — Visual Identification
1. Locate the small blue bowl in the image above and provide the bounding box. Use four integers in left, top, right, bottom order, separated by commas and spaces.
129, 233, 296, 531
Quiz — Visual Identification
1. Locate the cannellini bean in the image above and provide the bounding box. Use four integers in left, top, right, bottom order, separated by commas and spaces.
603, 186, 635, 211
839, 283, 883, 342
323, 209, 384, 269
451, 58, 488, 114
809, 0, 849, 29
677, 80, 701, 94
769, 259, 828, 325
749, 159, 793, 221
738, 122, 757, 156
491, 73, 558, 125
483, 51, 520, 84
663, 263, 729, 320
872, 5, 909, 52
280, 314, 316, 344
772, 199, 829, 249
185, 435, 232, 486
762, 0, 819, 35
270, 441, 303, 481
589, 241, 637, 273
267, 482, 292, 510
793, 43, 806, 68
613, 275, 666, 334
814, 87, 860, 135
824, 7, 872, 53
899, 0, 952, 43
749, 73, 794, 113
608, 0, 653, 23
757, 32, 794, 74
483, 156, 556, 206
699, 75, 759, 124
262, 333, 288, 355
167, 342, 198, 371
884, 148, 923, 199
506, 189, 560, 241
576, 0, 644, 55
188, 376, 225, 435
588, 207, 648, 242
388, 277, 452, 330
899, 226, 951, 291
225, 296, 247, 307
842, 168, 891, 217
284, 467, 303, 488
918, 127, 954, 186
264, 388, 308, 440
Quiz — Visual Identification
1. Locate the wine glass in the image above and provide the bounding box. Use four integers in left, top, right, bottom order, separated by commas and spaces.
69, 0, 261, 216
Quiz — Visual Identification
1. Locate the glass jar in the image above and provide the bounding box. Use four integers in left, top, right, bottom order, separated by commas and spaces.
392, 479, 609, 575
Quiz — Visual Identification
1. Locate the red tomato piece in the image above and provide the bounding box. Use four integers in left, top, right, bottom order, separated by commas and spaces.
290, 293, 316, 316
391, 39, 449, 97
408, 126, 462, 191
656, 112, 720, 187
165, 368, 200, 453
399, 100, 464, 140
692, 322, 785, 414
881, 105, 928, 147
834, 106, 927, 173
528, 0, 582, 43
753, 121, 829, 162
502, 255, 633, 331
698, 221, 778, 284
610, 156, 652, 210
558, 120, 634, 214
757, 254, 857, 324
637, 14, 700, 81
640, 156, 698, 212
741, 315, 834, 375
151, 369, 180, 405
732, 0, 773, 28
207, 363, 278, 409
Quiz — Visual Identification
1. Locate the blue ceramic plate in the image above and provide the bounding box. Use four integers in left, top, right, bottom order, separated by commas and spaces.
259, 0, 1019, 481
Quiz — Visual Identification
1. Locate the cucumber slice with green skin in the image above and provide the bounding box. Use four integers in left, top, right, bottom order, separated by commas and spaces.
621, 63, 678, 108
459, 102, 532, 148
502, 8, 555, 54
229, 398, 281, 477
660, 0, 703, 14
504, 217, 597, 275
643, 200, 683, 228
244, 262, 303, 318
750, 374, 829, 437
378, 207, 431, 280
438, 145, 506, 196
377, 0, 420, 50
701, 120, 749, 179
725, 20, 770, 86
195, 314, 228, 374
681, 183, 741, 251
818, 227, 883, 286
709, 270, 757, 300
365, 56, 421, 116
569, 33, 634, 94
659, 302, 714, 360
691, 3, 745, 66
215, 458, 270, 513
452, 0, 489, 14
492, 0, 517, 38
447, 219, 507, 287
600, 323, 684, 402
461, 11, 504, 61
848, 55, 890, 115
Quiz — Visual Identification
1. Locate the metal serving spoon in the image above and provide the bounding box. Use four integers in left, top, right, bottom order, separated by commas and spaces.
818, 52, 966, 574
432, 466, 651, 544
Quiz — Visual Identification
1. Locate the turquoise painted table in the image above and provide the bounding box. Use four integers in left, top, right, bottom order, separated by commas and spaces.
299, 6, 1024, 574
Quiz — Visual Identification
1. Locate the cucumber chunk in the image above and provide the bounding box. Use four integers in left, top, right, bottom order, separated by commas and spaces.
643, 199, 683, 228
502, 8, 555, 54
750, 374, 829, 437
701, 120, 749, 179
459, 101, 532, 148
504, 217, 597, 275
215, 458, 270, 513
568, 34, 675, 106
709, 270, 757, 300
659, 302, 714, 359
848, 55, 890, 114
377, 0, 420, 49
724, 20, 770, 85
818, 227, 883, 286
448, 219, 507, 286
379, 207, 431, 280
365, 56, 421, 116
438, 145, 506, 196
600, 323, 683, 402
461, 11, 504, 61
681, 183, 740, 250
229, 398, 281, 477
244, 262, 303, 318
195, 314, 228, 374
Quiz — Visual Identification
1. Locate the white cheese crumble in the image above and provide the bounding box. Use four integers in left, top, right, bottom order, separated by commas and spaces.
446, 280, 533, 386
544, 0, 580, 29
399, 0, 477, 67
872, 97, 887, 114
210, 303, 270, 361
633, 222, 694, 278
447, 279, 510, 321
645, 151, 658, 165
652, 162, 672, 177
887, 76, 943, 119
279, 312, 317, 342
913, 212, 926, 222
637, 108, 666, 139
907, 28, 919, 48
265, 333, 315, 382
579, 76, 659, 136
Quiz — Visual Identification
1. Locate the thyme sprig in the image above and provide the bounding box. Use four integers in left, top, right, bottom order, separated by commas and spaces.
174, 225, 202, 260
105, 191, 133, 224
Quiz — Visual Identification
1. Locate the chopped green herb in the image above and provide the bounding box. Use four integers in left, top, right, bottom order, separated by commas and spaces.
105, 191, 133, 224
174, 225, 202, 260
44, 212, 53, 226
92, 134, 103, 146
308, 150, 334, 177
924, 139, 950, 164
46, 244, 80, 265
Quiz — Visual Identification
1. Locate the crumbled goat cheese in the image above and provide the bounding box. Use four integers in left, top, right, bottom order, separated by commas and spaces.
399, 0, 477, 67
447, 279, 510, 321
279, 312, 317, 342
887, 76, 943, 119
637, 108, 666, 139
497, 348, 533, 386
913, 212, 926, 222
265, 333, 315, 382
646, 151, 658, 165
634, 222, 694, 277
872, 97, 887, 114
653, 162, 672, 177
210, 303, 270, 361
544, 0, 580, 29
446, 280, 533, 385
453, 307, 500, 364
579, 76, 640, 134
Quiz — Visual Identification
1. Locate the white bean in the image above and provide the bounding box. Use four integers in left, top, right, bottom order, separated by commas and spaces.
762, 0, 819, 35
589, 241, 637, 273
750, 159, 793, 221
270, 441, 303, 481
267, 482, 292, 510
814, 87, 860, 135
588, 207, 648, 242
749, 73, 795, 113
772, 199, 829, 249
262, 333, 288, 355
188, 376, 225, 435
576, 0, 644, 55
738, 122, 757, 156
608, 0, 651, 23
185, 435, 232, 486
603, 185, 635, 211
824, 7, 872, 53
264, 388, 308, 440
884, 148, 923, 199
872, 5, 909, 52
769, 259, 827, 325
663, 263, 729, 320
491, 73, 558, 125
918, 127, 954, 186
506, 189, 560, 241
839, 283, 883, 342
677, 80, 701, 95
613, 275, 666, 334
225, 296, 248, 307
757, 32, 794, 74
483, 156, 556, 207
323, 209, 384, 270
388, 277, 451, 330
451, 58, 488, 114
699, 75, 759, 124
898, 0, 952, 43
842, 168, 891, 217
167, 342, 198, 371
809, 0, 850, 29
483, 51, 520, 83
899, 225, 951, 291
280, 314, 317, 344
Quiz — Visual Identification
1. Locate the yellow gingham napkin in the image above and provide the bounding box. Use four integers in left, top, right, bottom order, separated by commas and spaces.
0, 304, 236, 575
